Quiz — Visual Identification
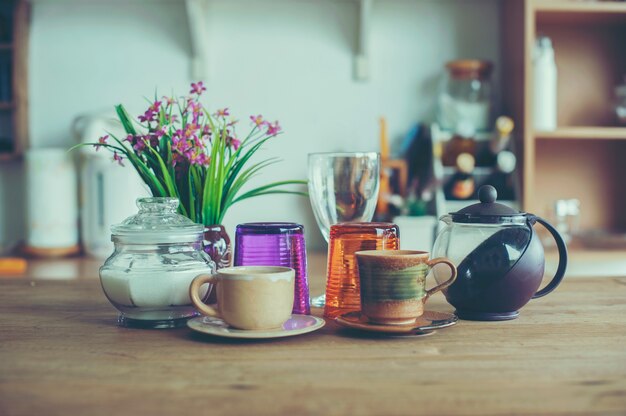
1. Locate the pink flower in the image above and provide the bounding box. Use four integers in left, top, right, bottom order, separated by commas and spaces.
190, 81, 206, 95
154, 126, 167, 138
172, 132, 192, 154
185, 100, 203, 124
184, 123, 199, 138
231, 138, 241, 150
138, 110, 156, 123
250, 114, 265, 127
133, 139, 146, 153
172, 152, 185, 167
266, 121, 282, 136
190, 151, 210, 166
165, 114, 179, 123
94, 134, 109, 151
162, 96, 176, 106
149, 101, 162, 113
215, 108, 230, 118
113, 152, 124, 166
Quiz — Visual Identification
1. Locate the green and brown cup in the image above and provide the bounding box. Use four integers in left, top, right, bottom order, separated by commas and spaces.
355, 250, 457, 325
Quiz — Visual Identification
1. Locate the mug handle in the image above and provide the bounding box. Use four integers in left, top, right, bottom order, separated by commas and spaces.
189, 274, 220, 318
530, 216, 568, 299
425, 258, 458, 300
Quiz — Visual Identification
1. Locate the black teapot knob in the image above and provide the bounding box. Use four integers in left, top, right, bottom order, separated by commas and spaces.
478, 185, 497, 203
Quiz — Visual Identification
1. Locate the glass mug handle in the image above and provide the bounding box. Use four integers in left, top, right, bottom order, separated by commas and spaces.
189, 274, 220, 318
424, 258, 458, 300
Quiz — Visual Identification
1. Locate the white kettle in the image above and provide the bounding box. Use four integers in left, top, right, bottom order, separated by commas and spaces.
73, 113, 149, 258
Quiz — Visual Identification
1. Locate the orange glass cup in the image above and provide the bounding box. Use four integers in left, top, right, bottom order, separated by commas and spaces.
324, 222, 400, 318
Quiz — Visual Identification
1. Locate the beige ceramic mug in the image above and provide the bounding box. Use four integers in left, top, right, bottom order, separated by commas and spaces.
189, 266, 295, 330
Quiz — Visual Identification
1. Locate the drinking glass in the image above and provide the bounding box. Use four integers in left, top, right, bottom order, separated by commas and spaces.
307, 152, 380, 307
234, 222, 310, 315
324, 222, 399, 318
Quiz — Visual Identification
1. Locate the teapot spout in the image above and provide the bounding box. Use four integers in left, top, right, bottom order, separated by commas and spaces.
439, 214, 453, 225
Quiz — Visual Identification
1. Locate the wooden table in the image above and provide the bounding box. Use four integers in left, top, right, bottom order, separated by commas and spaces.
1, 254, 626, 415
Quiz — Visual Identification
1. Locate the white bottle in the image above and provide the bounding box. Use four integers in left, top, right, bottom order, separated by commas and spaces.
533, 36, 557, 131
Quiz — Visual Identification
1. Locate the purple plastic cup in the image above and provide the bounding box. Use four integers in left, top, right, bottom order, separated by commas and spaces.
234, 222, 310, 315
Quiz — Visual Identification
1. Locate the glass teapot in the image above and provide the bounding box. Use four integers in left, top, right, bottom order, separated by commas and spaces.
432, 185, 568, 321
100, 197, 215, 328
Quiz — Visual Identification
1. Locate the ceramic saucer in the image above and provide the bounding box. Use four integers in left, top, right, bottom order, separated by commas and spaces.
187, 314, 325, 339
335, 310, 457, 335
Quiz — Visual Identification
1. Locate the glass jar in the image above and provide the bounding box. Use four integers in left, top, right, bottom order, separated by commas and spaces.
437, 60, 493, 132
99, 197, 216, 328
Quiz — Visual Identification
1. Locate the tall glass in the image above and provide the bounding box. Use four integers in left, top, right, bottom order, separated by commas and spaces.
307, 152, 380, 307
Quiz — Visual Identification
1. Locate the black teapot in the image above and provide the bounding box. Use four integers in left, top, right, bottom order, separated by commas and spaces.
432, 185, 567, 321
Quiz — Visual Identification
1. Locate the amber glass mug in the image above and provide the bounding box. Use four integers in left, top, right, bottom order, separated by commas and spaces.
324, 222, 400, 318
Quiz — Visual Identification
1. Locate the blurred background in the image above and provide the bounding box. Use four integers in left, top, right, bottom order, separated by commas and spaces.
1, 0, 625, 275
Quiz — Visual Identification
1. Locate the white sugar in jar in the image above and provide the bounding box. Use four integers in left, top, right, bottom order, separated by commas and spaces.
99, 198, 215, 328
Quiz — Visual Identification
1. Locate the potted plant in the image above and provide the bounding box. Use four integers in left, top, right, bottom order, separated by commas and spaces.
80, 81, 306, 268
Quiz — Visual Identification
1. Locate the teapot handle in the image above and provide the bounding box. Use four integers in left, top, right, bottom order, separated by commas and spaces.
530, 215, 568, 299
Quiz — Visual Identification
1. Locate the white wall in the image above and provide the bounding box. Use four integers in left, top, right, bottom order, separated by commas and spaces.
0, 0, 501, 250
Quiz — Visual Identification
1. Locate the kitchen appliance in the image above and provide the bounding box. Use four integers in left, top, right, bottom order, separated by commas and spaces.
73, 113, 148, 258
432, 185, 567, 321
25, 148, 79, 257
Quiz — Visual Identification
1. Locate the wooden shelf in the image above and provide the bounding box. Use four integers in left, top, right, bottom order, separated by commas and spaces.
504, 0, 626, 230
534, 1, 626, 13
535, 1, 626, 24
535, 127, 626, 140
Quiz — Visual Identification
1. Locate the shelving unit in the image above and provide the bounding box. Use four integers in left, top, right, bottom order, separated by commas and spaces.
502, 0, 626, 235
0, 1, 29, 159
535, 127, 626, 140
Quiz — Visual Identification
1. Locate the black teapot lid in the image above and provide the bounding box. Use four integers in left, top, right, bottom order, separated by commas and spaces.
449, 185, 527, 224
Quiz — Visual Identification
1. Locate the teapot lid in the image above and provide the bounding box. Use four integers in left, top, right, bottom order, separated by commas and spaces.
111, 197, 204, 243
449, 185, 527, 224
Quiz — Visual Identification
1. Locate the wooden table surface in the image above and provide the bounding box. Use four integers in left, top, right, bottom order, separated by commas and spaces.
1, 254, 626, 416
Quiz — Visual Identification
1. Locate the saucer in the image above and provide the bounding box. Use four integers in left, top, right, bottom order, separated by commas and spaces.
335, 310, 457, 335
187, 314, 325, 339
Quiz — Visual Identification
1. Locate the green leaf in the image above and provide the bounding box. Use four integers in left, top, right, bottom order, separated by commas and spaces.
231, 190, 308, 206
104, 132, 167, 197
188, 168, 196, 222
115, 104, 137, 135
221, 158, 280, 210
203, 132, 222, 225
222, 136, 272, 196
146, 146, 186, 215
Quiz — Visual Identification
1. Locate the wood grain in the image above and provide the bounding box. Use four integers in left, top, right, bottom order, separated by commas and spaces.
11, 0, 29, 155
535, 127, 626, 141
0, 255, 625, 415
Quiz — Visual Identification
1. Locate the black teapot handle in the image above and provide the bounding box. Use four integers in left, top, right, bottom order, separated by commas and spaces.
529, 215, 568, 299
